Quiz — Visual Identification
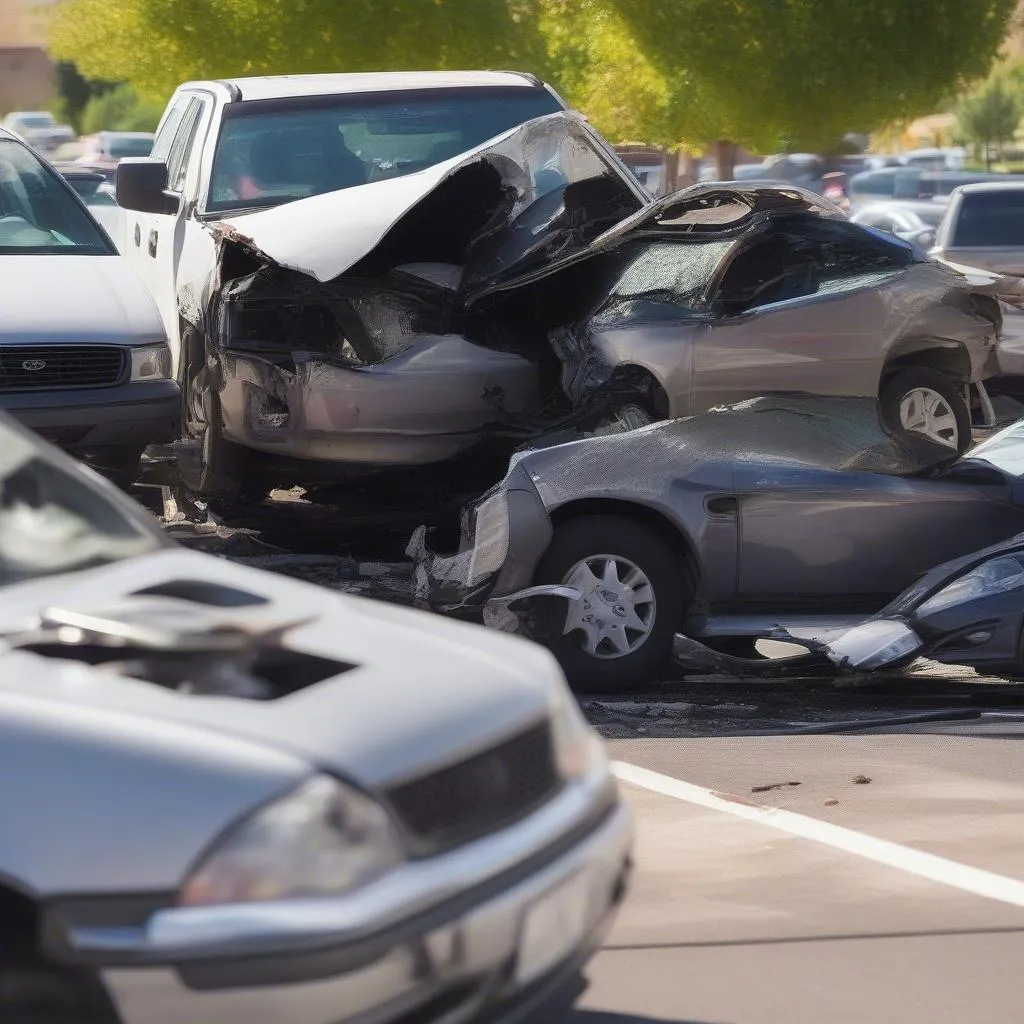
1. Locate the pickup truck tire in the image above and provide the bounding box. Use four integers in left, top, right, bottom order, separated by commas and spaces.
177, 333, 247, 516
880, 367, 971, 454
0, 964, 114, 1024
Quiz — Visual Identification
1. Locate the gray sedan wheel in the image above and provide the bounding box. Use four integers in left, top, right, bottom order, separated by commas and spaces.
532, 515, 692, 693
881, 367, 971, 454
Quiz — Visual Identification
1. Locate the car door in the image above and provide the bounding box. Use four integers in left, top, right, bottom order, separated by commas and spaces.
735, 466, 1024, 609
123, 94, 208, 373
690, 221, 901, 411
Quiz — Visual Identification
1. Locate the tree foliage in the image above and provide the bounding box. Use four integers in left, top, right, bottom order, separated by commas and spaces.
956, 73, 1020, 168
609, 0, 1018, 152
48, 0, 550, 99
80, 84, 166, 133
49, 0, 1018, 156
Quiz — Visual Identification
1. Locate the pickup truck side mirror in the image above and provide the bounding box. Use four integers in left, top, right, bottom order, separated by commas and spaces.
117, 158, 179, 215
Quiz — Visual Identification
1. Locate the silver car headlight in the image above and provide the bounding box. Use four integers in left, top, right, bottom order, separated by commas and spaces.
467, 490, 510, 586
179, 775, 404, 906
917, 555, 1024, 617
549, 685, 608, 782
129, 343, 172, 381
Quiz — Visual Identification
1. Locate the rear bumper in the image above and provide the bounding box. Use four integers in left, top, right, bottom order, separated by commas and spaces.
0, 379, 179, 453
98, 799, 632, 1024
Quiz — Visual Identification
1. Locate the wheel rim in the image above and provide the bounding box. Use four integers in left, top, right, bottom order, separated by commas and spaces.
559, 554, 657, 659
898, 387, 959, 449
183, 361, 213, 472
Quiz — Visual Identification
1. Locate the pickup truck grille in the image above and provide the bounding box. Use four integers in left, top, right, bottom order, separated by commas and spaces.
0, 346, 126, 391
385, 720, 560, 853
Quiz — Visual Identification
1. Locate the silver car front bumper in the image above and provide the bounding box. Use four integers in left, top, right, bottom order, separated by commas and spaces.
97, 798, 631, 1024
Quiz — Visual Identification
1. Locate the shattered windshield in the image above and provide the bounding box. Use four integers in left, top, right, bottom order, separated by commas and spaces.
208, 86, 562, 212
0, 421, 162, 588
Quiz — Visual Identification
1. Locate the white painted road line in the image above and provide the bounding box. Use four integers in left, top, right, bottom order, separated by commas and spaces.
613, 760, 1024, 910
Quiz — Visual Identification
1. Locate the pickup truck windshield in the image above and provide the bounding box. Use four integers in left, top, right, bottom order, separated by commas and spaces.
952, 191, 1024, 247
208, 86, 563, 213
0, 139, 114, 254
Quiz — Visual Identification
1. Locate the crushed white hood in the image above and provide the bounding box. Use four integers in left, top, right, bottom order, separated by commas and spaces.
212, 125, 524, 283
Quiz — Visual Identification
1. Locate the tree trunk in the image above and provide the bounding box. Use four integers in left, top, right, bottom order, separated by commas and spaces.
679, 151, 698, 190
714, 140, 738, 181
664, 148, 680, 194
985, 139, 992, 171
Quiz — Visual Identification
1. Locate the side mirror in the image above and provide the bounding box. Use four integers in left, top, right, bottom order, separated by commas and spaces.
116, 158, 179, 215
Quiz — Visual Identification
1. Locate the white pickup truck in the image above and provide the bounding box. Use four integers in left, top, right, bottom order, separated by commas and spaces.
115, 72, 646, 510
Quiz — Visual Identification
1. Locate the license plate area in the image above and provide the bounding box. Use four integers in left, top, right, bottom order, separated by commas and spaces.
515, 868, 597, 986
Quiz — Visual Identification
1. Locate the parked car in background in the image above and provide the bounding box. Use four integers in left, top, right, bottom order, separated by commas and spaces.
75, 131, 155, 178
0, 128, 176, 487
412, 396, 1024, 690
849, 168, 1024, 207
1, 110, 76, 154
932, 181, 1024, 383
0, 407, 630, 1024
850, 200, 947, 248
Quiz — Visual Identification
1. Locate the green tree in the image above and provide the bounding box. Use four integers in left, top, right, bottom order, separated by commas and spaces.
956, 74, 1021, 169
80, 84, 165, 133
48, 0, 550, 100
608, 0, 1017, 169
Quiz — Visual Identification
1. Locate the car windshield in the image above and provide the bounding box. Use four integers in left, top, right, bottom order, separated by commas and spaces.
18, 114, 53, 129
0, 420, 162, 588
952, 191, 1024, 247
208, 86, 563, 213
105, 135, 153, 158
0, 140, 114, 254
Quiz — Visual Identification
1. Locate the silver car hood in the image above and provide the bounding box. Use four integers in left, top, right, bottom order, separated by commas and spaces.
0, 549, 560, 788
0, 254, 164, 345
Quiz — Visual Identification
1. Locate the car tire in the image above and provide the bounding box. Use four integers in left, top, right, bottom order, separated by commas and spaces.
531, 515, 693, 693
880, 367, 971, 454
177, 332, 248, 517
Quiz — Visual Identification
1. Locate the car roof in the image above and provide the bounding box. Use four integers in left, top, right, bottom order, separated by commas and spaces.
182, 70, 544, 102
952, 180, 1024, 195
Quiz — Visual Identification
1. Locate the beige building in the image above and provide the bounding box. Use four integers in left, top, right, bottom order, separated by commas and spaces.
0, 0, 54, 115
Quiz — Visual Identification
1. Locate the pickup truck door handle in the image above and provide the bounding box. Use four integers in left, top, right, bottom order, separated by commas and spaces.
148, 229, 158, 258
705, 495, 738, 516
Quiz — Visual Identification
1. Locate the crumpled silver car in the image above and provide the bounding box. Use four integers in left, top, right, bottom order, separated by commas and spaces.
410, 395, 1024, 691
0, 412, 630, 1024
181, 112, 1023, 508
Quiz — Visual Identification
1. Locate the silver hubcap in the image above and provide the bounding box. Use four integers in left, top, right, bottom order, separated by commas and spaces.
898, 387, 959, 449
560, 555, 656, 659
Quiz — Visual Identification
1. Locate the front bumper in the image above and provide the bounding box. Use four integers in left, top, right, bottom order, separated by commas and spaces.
97, 799, 632, 1024
0, 379, 179, 453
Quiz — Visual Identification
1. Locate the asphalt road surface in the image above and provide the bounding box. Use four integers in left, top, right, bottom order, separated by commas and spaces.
572, 719, 1024, 1024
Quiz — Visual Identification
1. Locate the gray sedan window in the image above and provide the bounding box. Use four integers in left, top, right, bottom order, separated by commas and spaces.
605, 239, 733, 311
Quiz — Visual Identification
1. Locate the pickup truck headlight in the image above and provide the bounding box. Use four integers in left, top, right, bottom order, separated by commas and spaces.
179, 775, 404, 906
129, 343, 172, 381
917, 555, 1024, 617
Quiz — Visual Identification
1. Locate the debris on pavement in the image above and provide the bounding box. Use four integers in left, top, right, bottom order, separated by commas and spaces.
852, 775, 873, 785
751, 781, 802, 793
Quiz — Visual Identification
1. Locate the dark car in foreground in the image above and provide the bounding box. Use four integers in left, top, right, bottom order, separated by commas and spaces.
0, 129, 177, 486
0, 410, 629, 1024
411, 396, 1024, 690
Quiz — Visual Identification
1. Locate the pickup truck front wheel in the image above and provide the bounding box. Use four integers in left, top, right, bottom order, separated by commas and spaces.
176, 334, 247, 516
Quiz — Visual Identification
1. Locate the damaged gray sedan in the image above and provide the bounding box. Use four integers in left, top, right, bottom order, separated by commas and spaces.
128, 101, 1024, 508
411, 396, 1024, 691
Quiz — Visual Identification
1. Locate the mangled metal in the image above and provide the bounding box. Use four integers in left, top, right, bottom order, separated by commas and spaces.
412, 396, 1024, 690
172, 110, 1024, 502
